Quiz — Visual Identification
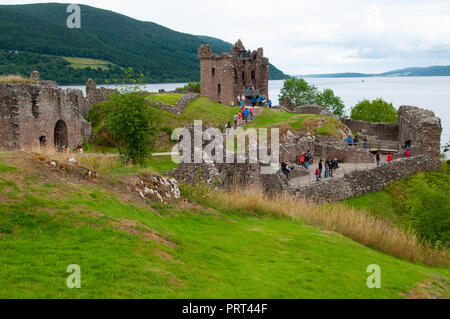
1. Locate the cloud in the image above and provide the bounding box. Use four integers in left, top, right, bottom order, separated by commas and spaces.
2, 0, 450, 74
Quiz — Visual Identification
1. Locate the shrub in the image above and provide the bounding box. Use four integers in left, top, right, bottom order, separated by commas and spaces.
87, 91, 160, 165
279, 77, 345, 116
351, 98, 397, 122
179, 82, 200, 94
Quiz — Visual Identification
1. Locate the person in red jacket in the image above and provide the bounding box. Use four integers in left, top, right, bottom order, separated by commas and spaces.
315, 167, 320, 182
405, 149, 411, 158
387, 153, 393, 162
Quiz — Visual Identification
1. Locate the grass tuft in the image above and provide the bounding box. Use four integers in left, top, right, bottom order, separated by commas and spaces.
0, 75, 35, 84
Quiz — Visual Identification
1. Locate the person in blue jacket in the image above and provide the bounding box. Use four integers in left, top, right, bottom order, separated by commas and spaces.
243, 108, 250, 124
258, 95, 264, 106
347, 135, 353, 146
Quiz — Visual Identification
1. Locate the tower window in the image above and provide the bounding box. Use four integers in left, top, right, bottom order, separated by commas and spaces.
212, 68, 216, 77
251, 71, 255, 80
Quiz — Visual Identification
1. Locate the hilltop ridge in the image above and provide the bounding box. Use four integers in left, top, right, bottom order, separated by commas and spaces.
0, 3, 288, 84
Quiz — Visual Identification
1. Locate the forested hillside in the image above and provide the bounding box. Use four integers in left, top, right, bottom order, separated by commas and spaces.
0, 3, 288, 84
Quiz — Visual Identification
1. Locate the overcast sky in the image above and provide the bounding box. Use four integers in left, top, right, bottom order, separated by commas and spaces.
2, 0, 450, 75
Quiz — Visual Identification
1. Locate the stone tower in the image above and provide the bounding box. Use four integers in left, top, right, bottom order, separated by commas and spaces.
198, 40, 269, 106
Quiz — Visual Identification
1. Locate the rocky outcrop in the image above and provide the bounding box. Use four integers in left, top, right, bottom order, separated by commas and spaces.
131, 174, 181, 203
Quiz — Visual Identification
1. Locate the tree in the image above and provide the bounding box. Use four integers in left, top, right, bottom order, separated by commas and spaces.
279, 77, 346, 116
87, 69, 160, 165
100, 91, 160, 165
279, 77, 318, 107
316, 88, 346, 117
350, 98, 398, 122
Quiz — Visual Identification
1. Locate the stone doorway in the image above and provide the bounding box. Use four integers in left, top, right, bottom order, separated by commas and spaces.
54, 120, 68, 147
39, 136, 47, 147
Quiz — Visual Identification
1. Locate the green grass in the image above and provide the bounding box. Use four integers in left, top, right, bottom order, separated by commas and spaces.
151, 96, 236, 130
0, 153, 448, 298
343, 163, 450, 244
0, 162, 17, 173
244, 109, 347, 138
147, 93, 184, 106
108, 156, 179, 176
62, 57, 116, 70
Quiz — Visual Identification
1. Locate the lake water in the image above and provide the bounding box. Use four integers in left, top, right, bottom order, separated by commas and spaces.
62, 76, 450, 147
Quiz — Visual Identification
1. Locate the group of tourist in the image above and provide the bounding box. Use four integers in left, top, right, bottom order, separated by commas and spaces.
237, 94, 272, 108
316, 158, 339, 181
347, 135, 368, 149
56, 144, 83, 154
237, 49, 252, 58
281, 154, 340, 181
233, 106, 256, 128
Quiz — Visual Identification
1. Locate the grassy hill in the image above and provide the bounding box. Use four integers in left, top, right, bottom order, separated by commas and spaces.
88, 94, 352, 152
0, 151, 448, 298
0, 3, 288, 85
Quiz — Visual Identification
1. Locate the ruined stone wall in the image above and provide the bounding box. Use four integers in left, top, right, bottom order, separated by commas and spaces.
341, 118, 399, 141
199, 41, 269, 106
398, 106, 442, 166
146, 93, 199, 115
85, 78, 117, 116
289, 155, 435, 203
0, 82, 91, 150
293, 105, 334, 117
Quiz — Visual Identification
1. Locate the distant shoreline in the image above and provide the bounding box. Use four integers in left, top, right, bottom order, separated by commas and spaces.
296, 65, 450, 78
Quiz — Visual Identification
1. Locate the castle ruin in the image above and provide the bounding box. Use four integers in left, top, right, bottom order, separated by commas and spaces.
198, 40, 269, 106
0, 72, 114, 150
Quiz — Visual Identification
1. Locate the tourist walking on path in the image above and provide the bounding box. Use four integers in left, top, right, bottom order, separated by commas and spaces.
347, 135, 353, 146
250, 107, 255, 121
324, 161, 330, 179
387, 153, 393, 162
363, 136, 368, 149
318, 160, 323, 178
304, 152, 310, 170
240, 95, 246, 107
405, 149, 411, 158
376, 152, 381, 166
251, 96, 257, 107
244, 108, 250, 124
328, 158, 334, 177
226, 122, 232, 136
268, 100, 272, 108
233, 113, 239, 129
258, 95, 264, 107
332, 158, 339, 175
315, 167, 320, 182
307, 150, 312, 165
353, 136, 359, 147
300, 152, 305, 168
281, 160, 290, 180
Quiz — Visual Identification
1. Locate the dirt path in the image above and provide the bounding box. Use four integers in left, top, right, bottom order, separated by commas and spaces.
289, 160, 381, 188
